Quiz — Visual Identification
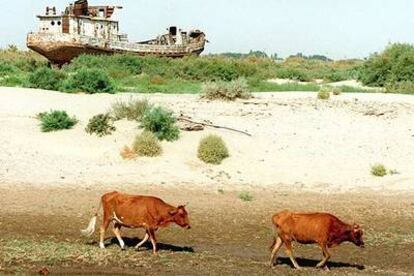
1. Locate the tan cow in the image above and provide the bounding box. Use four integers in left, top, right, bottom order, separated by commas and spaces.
81, 191, 191, 254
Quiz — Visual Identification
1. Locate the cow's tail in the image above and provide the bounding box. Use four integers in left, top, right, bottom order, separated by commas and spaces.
81, 200, 102, 237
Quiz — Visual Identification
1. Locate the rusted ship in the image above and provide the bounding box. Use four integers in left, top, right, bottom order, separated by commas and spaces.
27, 0, 207, 66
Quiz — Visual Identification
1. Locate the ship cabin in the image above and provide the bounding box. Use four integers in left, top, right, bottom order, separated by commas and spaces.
36, 0, 124, 41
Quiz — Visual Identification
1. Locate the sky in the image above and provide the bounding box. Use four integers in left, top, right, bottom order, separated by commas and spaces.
2, 0, 414, 59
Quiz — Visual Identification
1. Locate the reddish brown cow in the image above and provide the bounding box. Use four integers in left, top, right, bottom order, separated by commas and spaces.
270, 210, 364, 270
81, 191, 191, 254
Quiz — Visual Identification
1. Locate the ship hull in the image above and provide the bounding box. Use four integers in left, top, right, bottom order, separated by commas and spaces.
27, 33, 205, 65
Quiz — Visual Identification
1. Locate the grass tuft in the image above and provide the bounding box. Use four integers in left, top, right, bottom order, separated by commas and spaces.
37, 110, 77, 132
371, 163, 387, 177
111, 98, 151, 121
238, 191, 253, 202
85, 113, 116, 137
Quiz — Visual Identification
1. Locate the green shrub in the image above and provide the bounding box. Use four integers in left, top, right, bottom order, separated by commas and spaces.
141, 106, 180, 141
238, 191, 253, 202
197, 134, 229, 164
27, 67, 65, 91
63, 68, 115, 94
371, 164, 387, 177
85, 113, 116, 137
201, 78, 251, 101
276, 68, 311, 82
111, 98, 151, 121
388, 169, 400, 175
133, 131, 162, 157
320, 85, 342, 96
0, 61, 18, 76
68, 54, 143, 79
385, 81, 414, 94
359, 43, 414, 87
317, 88, 331, 100
37, 110, 77, 132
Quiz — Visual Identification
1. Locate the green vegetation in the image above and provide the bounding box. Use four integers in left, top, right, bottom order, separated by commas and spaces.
198, 135, 229, 164
63, 68, 115, 94
359, 43, 414, 93
141, 107, 180, 141
133, 131, 162, 157
238, 191, 253, 202
28, 67, 65, 91
0, 49, 364, 94
111, 98, 151, 121
201, 78, 251, 101
317, 88, 331, 100
85, 113, 116, 137
319, 85, 342, 95
4, 44, 414, 94
371, 164, 387, 177
37, 110, 77, 132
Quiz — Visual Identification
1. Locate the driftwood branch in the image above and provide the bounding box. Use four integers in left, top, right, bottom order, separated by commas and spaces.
177, 117, 252, 137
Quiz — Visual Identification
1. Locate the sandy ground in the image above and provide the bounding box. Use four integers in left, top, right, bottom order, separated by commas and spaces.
1, 87, 414, 192
1, 186, 414, 275
1, 87, 414, 274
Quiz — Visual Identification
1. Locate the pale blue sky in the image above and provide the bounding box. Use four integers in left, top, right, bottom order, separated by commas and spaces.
2, 0, 414, 59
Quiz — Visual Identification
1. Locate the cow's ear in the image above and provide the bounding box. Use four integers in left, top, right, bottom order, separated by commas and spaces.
169, 209, 178, 216
353, 224, 361, 232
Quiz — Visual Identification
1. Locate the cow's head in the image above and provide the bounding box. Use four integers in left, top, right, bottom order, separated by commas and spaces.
350, 224, 364, 248
169, 205, 191, 229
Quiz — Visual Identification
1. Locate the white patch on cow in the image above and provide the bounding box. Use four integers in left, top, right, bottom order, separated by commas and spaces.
99, 241, 105, 249
135, 233, 149, 249
119, 239, 125, 249
113, 212, 124, 225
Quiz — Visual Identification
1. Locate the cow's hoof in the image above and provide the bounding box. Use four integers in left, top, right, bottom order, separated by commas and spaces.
120, 247, 126, 251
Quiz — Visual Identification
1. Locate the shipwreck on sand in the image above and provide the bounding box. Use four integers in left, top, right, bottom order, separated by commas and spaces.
27, 0, 207, 66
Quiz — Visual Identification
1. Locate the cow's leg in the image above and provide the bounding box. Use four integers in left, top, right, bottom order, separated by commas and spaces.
99, 218, 111, 249
316, 243, 331, 269
270, 236, 283, 267
112, 223, 125, 250
284, 240, 301, 269
99, 207, 112, 249
148, 228, 158, 255
135, 231, 149, 250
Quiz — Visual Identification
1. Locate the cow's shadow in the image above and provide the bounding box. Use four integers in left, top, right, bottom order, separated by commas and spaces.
275, 257, 365, 270
88, 237, 194, 253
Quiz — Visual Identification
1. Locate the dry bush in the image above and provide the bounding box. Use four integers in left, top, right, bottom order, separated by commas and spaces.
371, 164, 387, 177
198, 135, 229, 164
133, 131, 162, 157
317, 87, 331, 100
85, 113, 116, 137
111, 98, 151, 121
201, 78, 251, 101
149, 75, 166, 85
120, 145, 138, 160
320, 85, 342, 95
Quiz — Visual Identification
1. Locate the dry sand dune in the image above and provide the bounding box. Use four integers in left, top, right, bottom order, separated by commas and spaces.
0, 87, 413, 192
